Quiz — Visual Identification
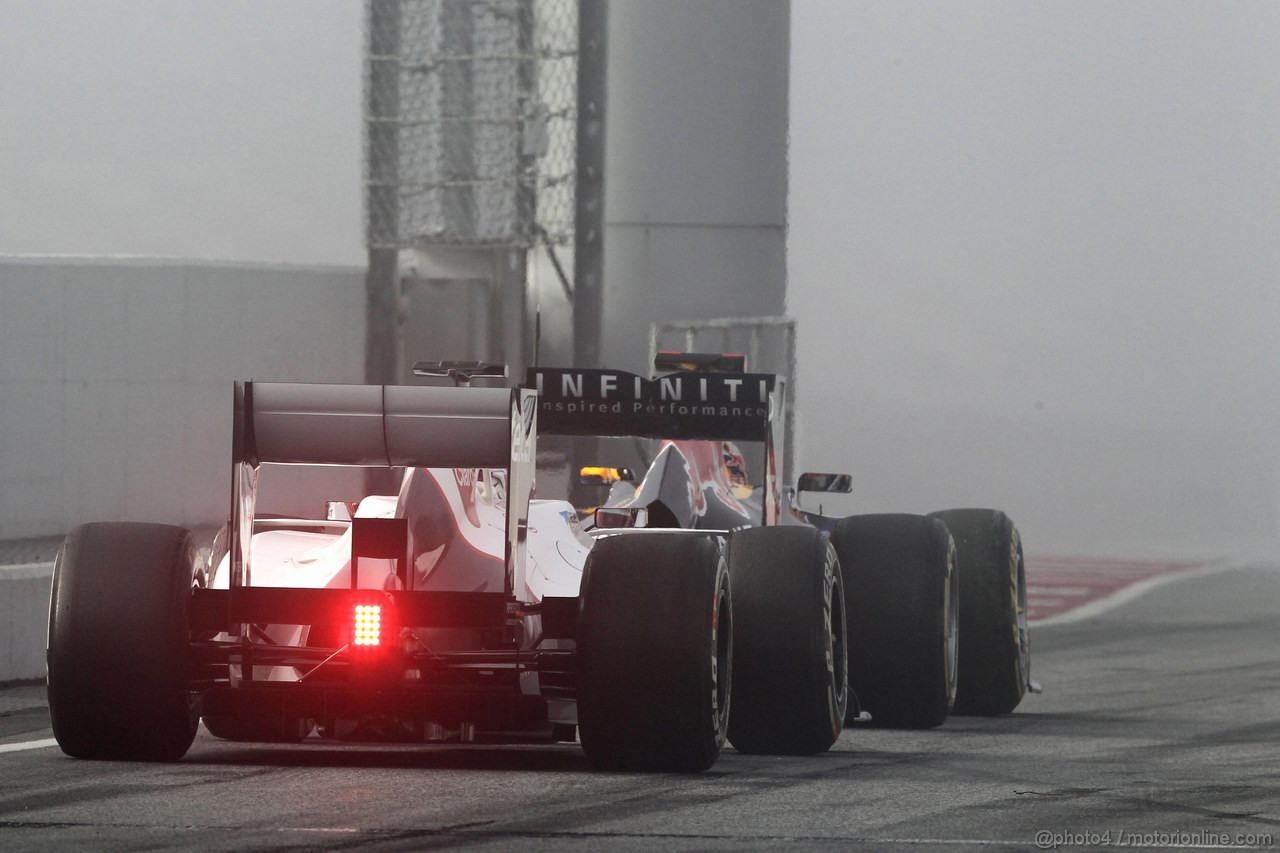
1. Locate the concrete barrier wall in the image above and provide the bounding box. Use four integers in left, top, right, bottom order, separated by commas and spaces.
0, 563, 53, 682
0, 256, 367, 539
0, 256, 371, 679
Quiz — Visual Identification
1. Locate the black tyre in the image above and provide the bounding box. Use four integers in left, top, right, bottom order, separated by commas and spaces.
202, 715, 312, 743
727, 527, 847, 755
830, 514, 957, 729
48, 523, 200, 760
930, 508, 1029, 715
577, 533, 731, 772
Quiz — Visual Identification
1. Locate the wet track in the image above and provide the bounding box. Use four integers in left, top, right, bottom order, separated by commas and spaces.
2, 561, 1278, 852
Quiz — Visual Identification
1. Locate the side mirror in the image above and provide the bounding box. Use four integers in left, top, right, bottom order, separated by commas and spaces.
594, 506, 648, 529
579, 466, 635, 486
797, 472, 853, 494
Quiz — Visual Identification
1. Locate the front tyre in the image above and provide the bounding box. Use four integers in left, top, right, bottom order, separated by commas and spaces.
48, 523, 200, 760
930, 508, 1029, 715
831, 514, 957, 729
577, 533, 731, 772
727, 527, 848, 754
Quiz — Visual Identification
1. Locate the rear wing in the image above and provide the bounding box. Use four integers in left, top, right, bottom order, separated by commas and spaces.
228, 381, 537, 600
527, 366, 787, 524
242, 382, 514, 468
527, 367, 780, 442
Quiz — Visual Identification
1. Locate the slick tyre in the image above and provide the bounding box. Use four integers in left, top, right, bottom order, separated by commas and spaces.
831, 514, 957, 729
48, 523, 200, 761
930, 508, 1029, 716
577, 533, 732, 772
727, 527, 848, 755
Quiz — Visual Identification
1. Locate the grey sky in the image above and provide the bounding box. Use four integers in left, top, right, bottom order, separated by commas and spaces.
0, 0, 362, 265
2, 0, 1276, 436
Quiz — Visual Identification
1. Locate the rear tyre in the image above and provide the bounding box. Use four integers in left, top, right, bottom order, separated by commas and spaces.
831, 514, 957, 729
727, 527, 847, 755
577, 533, 731, 772
929, 508, 1029, 715
202, 715, 312, 743
48, 523, 200, 761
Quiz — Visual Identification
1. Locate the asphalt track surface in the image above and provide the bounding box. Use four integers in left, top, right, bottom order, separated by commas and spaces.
2, 561, 1277, 852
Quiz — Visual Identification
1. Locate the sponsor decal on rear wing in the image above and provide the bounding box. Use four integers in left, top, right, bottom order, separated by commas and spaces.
527, 367, 777, 442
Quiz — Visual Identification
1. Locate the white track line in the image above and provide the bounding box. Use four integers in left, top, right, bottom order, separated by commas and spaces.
0, 738, 58, 754
1029, 560, 1244, 628
0, 561, 55, 580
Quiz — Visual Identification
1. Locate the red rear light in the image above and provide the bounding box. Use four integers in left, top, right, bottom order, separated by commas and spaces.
353, 604, 382, 647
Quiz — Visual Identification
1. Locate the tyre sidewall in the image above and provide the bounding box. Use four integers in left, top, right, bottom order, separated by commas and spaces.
818, 540, 849, 741
705, 548, 733, 757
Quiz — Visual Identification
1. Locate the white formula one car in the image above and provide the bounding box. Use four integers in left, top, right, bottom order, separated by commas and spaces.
47, 356, 1031, 771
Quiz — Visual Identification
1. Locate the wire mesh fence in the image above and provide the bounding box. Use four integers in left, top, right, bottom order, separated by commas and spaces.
364, 0, 578, 249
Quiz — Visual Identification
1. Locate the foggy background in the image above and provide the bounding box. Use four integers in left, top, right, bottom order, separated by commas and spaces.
789, 1, 1280, 557
0, 0, 363, 264
1, 1, 1276, 558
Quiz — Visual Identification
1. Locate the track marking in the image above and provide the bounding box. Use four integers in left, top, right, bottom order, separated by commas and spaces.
0, 561, 54, 580
1026, 585, 1092, 596
1025, 556, 1213, 622
1030, 561, 1242, 627
0, 738, 57, 754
